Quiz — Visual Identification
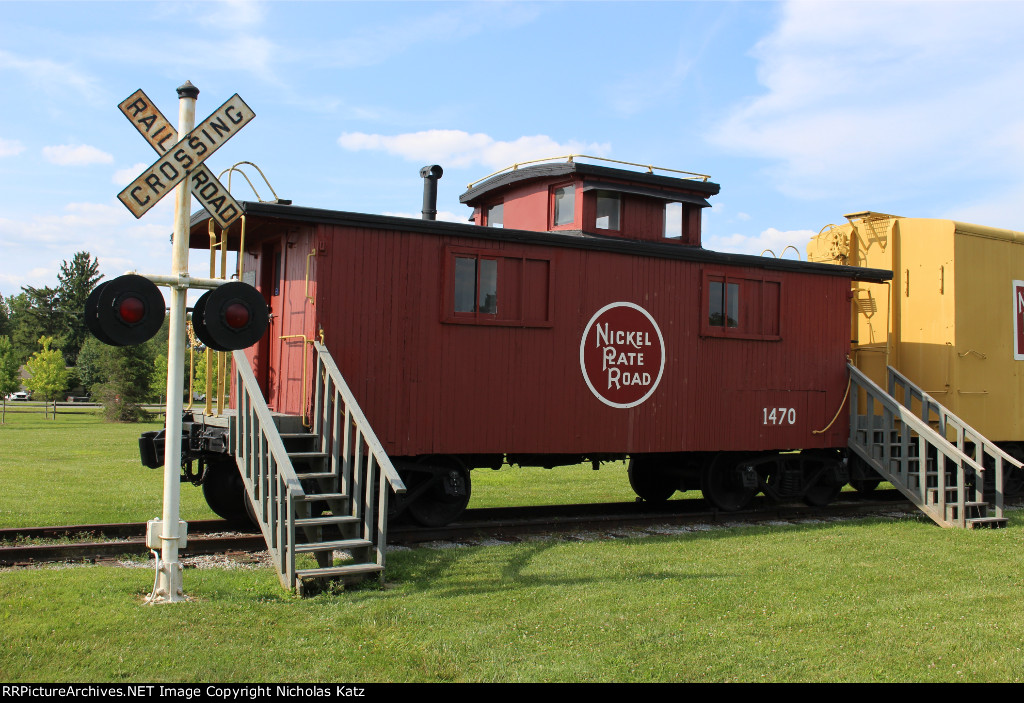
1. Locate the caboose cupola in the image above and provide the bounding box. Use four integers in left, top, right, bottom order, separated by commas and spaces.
459, 155, 720, 246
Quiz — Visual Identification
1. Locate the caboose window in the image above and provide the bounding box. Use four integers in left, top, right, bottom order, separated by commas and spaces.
595, 192, 620, 230
444, 246, 553, 327
487, 203, 503, 228
709, 281, 739, 328
552, 185, 575, 227
454, 255, 498, 315
703, 271, 781, 340
664, 202, 683, 238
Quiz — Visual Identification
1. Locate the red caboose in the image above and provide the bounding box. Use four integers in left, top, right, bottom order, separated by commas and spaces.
188, 157, 889, 524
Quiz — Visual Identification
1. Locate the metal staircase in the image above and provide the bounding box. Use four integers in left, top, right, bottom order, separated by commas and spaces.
231, 344, 406, 593
848, 363, 1018, 529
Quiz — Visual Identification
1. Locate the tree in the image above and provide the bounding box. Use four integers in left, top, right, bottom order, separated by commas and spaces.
0, 297, 10, 338
24, 336, 69, 419
93, 342, 156, 422
56, 252, 103, 366
194, 350, 232, 401
7, 292, 45, 364
0, 336, 21, 424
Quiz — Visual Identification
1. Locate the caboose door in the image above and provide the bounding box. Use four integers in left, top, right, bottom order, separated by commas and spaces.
262, 238, 285, 410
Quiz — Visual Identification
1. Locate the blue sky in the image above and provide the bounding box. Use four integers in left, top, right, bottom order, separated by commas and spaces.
3, 0, 1024, 298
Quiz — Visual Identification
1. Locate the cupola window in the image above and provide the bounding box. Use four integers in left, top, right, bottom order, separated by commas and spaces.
552, 185, 575, 227
595, 192, 621, 230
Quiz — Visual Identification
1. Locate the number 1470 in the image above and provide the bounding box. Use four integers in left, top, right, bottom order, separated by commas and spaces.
763, 407, 796, 425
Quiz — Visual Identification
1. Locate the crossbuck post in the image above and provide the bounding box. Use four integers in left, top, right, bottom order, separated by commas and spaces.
146, 82, 199, 604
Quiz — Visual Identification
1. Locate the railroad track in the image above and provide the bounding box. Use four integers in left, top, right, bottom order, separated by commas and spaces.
0, 491, 920, 567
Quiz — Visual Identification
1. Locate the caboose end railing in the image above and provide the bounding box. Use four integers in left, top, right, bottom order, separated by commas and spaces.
311, 341, 406, 582
232, 350, 305, 588
848, 363, 1010, 529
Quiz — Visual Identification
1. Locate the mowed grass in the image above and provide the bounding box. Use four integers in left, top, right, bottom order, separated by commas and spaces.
0, 409, 218, 526
2, 412, 1024, 682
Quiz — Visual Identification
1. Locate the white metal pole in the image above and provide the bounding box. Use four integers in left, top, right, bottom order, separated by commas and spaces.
147, 81, 198, 604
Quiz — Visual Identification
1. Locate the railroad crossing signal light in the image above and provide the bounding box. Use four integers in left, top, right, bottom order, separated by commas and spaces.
85, 274, 166, 346
191, 281, 269, 352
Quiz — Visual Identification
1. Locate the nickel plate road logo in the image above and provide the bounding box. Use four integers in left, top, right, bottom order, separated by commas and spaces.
579, 302, 665, 409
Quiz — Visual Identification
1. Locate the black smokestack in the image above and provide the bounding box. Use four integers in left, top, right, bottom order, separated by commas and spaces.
419, 165, 443, 220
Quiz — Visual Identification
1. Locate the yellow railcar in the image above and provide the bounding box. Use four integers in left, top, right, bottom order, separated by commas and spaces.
809, 212, 1024, 481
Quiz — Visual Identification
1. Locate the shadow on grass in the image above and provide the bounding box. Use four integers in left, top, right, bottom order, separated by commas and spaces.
374, 516, 919, 599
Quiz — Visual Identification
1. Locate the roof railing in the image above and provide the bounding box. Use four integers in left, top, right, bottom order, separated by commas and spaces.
466, 154, 712, 190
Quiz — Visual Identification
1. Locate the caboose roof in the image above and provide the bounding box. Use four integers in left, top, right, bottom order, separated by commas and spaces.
459, 161, 721, 207
188, 203, 890, 283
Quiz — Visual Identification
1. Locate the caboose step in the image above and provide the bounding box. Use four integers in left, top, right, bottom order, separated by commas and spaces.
966, 517, 1008, 529
294, 515, 360, 527
294, 538, 373, 553
300, 492, 348, 502
287, 451, 329, 462
296, 563, 384, 579
294, 471, 335, 481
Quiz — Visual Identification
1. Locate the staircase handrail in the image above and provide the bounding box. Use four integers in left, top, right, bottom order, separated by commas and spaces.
848, 363, 986, 478
233, 350, 305, 587
313, 342, 406, 493
887, 365, 1023, 478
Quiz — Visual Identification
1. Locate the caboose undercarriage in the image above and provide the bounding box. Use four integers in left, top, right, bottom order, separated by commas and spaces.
140, 414, 858, 527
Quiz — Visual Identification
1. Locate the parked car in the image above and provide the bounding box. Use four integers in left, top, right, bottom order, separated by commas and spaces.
6, 392, 30, 401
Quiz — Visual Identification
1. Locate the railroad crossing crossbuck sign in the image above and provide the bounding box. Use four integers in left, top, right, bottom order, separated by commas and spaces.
117, 90, 254, 227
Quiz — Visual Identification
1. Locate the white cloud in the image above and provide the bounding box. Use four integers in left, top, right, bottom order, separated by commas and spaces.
709, 1, 1024, 200
703, 227, 815, 259
113, 163, 149, 187
0, 138, 25, 158
43, 144, 114, 166
0, 49, 102, 103
339, 130, 612, 170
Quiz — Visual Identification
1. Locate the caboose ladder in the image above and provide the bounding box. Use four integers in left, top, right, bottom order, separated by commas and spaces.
847, 363, 1018, 529
232, 347, 406, 593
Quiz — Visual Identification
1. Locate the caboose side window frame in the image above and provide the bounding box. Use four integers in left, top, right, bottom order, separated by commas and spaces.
442, 245, 554, 328
701, 270, 782, 341
550, 182, 577, 229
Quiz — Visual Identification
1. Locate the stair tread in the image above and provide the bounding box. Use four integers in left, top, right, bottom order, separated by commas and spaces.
295, 472, 335, 480
288, 451, 329, 459
296, 563, 383, 579
295, 515, 359, 527
295, 538, 373, 553
300, 492, 348, 501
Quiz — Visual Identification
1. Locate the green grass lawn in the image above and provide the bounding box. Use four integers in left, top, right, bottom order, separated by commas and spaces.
2, 411, 1023, 682
0, 409, 217, 527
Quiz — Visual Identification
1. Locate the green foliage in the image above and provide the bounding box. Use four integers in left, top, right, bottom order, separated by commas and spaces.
0, 336, 19, 398
0, 296, 10, 338
74, 336, 107, 393
149, 352, 168, 403
94, 342, 155, 422
6, 252, 103, 367
6, 292, 45, 364
24, 336, 70, 412
0, 336, 21, 423
56, 251, 103, 366
194, 349, 231, 400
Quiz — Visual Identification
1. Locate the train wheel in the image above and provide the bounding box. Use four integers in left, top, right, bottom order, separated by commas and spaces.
701, 453, 756, 512
201, 459, 256, 527
407, 456, 472, 527
628, 456, 677, 503
848, 454, 881, 493
802, 479, 843, 506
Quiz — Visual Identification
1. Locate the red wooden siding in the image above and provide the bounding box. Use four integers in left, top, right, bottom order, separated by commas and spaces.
242, 221, 852, 458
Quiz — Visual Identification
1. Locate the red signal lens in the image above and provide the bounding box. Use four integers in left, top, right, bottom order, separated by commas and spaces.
118, 296, 146, 324
224, 302, 250, 329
